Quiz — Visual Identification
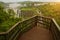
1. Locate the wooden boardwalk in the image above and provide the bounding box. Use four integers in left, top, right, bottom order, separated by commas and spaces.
18, 24, 54, 40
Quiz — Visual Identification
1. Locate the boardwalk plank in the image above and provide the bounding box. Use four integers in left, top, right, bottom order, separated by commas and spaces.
18, 25, 54, 40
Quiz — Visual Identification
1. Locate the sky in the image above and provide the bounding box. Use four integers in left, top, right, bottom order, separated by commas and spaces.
0, 0, 60, 3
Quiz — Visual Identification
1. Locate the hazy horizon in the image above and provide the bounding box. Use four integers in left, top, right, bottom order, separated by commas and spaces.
0, 0, 60, 3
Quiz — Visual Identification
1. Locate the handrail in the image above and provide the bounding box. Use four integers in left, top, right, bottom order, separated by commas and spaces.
50, 18, 60, 40
0, 15, 60, 40
37, 16, 52, 27
0, 15, 37, 40
0, 15, 37, 34
51, 18, 60, 31
37, 16, 60, 40
7, 15, 37, 32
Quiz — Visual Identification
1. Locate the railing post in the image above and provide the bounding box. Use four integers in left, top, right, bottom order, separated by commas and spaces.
49, 19, 52, 31
35, 16, 38, 26
5, 34, 7, 40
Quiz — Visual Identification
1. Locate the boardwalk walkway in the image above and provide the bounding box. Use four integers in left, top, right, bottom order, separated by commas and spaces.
18, 24, 54, 40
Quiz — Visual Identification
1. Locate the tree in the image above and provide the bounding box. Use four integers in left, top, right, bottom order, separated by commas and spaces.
0, 8, 8, 23
8, 9, 15, 18
0, 2, 9, 23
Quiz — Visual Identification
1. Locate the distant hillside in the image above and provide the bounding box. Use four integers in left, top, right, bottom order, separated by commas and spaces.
0, 2, 8, 8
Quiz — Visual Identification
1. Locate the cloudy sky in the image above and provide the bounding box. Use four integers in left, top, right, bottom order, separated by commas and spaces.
0, 0, 60, 3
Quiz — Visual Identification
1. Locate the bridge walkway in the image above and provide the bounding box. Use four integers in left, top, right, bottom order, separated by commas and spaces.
18, 24, 54, 40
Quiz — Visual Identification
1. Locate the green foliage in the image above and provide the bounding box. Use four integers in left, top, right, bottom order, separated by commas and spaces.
37, 3, 60, 26
0, 2, 5, 10
0, 18, 20, 32
0, 3, 9, 23
0, 2, 60, 32
20, 7, 37, 19
0, 11, 8, 23
8, 9, 15, 18
0, 3, 21, 32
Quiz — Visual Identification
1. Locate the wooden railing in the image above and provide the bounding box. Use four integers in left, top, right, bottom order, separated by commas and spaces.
0, 16, 60, 40
37, 16, 51, 29
50, 18, 60, 40
37, 16, 60, 40
0, 16, 37, 40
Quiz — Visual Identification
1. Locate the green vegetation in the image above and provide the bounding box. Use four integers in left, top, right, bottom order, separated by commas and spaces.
20, 7, 37, 19
20, 3, 60, 26
37, 3, 60, 26
0, 2, 60, 32
20, 7, 36, 11
0, 2, 21, 32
